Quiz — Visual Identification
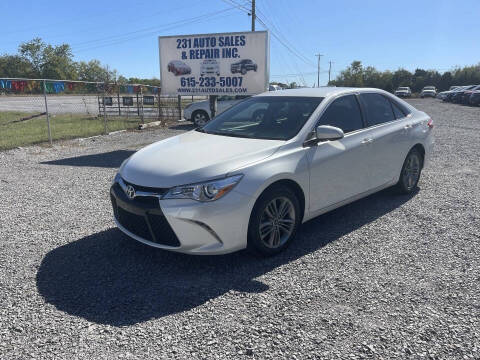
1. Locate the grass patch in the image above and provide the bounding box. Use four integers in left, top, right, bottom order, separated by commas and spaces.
0, 111, 142, 150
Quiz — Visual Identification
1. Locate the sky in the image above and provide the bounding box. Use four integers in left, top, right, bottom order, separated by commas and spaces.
1, 0, 479, 86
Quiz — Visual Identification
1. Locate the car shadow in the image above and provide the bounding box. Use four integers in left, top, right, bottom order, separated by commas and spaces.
168, 122, 196, 131
40, 150, 135, 168
36, 187, 418, 326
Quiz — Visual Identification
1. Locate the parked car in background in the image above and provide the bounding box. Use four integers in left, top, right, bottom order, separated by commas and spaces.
395, 87, 411, 98
200, 59, 220, 76
183, 95, 250, 126
269, 84, 283, 91
462, 85, 480, 104
111, 87, 434, 256
420, 86, 437, 98
231, 59, 257, 75
450, 85, 476, 103
167, 60, 191, 76
444, 86, 467, 102
469, 86, 480, 106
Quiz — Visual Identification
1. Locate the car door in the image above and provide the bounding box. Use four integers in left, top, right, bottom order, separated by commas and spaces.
357, 93, 412, 188
307, 94, 372, 213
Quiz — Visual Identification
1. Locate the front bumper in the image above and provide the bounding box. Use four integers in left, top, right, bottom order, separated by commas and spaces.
110, 179, 254, 255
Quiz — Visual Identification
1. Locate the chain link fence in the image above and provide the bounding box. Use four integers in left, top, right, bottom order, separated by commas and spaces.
0, 78, 206, 150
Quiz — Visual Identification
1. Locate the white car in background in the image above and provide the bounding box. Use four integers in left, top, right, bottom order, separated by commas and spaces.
200, 59, 220, 77
111, 87, 434, 256
420, 86, 436, 98
395, 87, 412, 98
183, 95, 250, 126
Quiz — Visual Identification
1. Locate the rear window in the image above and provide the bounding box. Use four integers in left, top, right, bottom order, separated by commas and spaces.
389, 97, 410, 117
359, 93, 395, 126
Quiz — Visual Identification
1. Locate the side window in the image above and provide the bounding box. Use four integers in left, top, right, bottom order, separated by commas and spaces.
390, 100, 406, 119
359, 93, 395, 126
317, 95, 363, 133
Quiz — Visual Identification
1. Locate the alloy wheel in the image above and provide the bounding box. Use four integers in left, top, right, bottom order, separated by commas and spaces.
402, 153, 421, 191
259, 197, 296, 249
193, 112, 208, 127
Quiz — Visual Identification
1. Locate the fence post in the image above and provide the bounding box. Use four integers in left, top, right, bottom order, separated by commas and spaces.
136, 92, 140, 116
43, 80, 52, 145
177, 95, 182, 120
209, 95, 217, 118
140, 87, 144, 124
157, 93, 161, 121
117, 83, 121, 116
103, 84, 107, 134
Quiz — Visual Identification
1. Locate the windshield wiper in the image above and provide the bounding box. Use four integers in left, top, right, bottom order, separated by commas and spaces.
207, 131, 255, 139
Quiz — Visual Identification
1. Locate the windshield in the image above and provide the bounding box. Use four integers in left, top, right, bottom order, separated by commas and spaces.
199, 96, 323, 140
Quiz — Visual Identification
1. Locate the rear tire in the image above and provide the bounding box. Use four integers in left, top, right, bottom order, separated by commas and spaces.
247, 185, 301, 256
395, 148, 423, 194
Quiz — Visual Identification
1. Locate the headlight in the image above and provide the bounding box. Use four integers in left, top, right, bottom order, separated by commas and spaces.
163, 174, 243, 202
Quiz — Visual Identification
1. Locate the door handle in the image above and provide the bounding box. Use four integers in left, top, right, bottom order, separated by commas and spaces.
404, 124, 413, 129
361, 138, 374, 144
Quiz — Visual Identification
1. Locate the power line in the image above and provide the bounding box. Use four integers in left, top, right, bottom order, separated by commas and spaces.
73, 7, 237, 52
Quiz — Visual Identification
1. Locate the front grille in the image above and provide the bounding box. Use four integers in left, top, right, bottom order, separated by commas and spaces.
116, 207, 152, 241
123, 179, 168, 195
111, 184, 180, 247
147, 214, 181, 247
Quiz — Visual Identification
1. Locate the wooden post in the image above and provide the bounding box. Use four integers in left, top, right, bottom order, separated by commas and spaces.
177, 95, 182, 120
209, 95, 217, 118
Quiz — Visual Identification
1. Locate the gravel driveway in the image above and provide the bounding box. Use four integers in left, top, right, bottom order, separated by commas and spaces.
0, 99, 479, 359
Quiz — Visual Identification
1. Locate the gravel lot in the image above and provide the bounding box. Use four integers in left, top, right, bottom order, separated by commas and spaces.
0, 99, 479, 359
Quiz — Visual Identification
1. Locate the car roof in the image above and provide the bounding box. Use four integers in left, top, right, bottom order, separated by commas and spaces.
254, 87, 388, 98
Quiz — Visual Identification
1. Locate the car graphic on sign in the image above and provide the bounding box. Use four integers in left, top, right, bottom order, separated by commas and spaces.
200, 59, 220, 76
231, 59, 257, 75
167, 60, 191, 76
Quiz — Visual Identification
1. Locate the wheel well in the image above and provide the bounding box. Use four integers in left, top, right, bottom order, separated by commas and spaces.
192, 109, 209, 119
260, 179, 306, 221
411, 144, 425, 167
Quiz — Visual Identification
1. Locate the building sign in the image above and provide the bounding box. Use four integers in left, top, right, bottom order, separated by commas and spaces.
159, 31, 269, 96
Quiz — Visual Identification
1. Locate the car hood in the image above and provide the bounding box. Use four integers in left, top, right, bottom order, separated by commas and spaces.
121, 130, 284, 188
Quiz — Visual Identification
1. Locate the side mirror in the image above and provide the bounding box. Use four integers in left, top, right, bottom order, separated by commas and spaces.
315, 125, 344, 141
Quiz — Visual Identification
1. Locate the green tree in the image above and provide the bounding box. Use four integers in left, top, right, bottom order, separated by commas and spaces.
0, 55, 35, 77
18, 38, 77, 79
77, 60, 117, 82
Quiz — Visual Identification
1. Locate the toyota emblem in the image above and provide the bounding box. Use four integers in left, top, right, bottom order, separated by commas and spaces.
125, 185, 135, 199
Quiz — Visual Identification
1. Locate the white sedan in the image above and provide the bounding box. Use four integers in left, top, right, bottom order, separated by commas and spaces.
111, 88, 434, 256
183, 95, 248, 126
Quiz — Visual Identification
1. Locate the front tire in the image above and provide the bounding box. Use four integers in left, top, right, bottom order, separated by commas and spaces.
395, 148, 423, 194
192, 110, 209, 127
248, 185, 301, 256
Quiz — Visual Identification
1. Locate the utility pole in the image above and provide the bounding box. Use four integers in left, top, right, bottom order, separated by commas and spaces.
315, 54, 323, 87
251, 0, 256, 31
328, 61, 333, 84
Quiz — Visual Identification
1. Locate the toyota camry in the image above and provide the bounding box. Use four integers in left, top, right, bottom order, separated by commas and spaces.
110, 88, 434, 256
